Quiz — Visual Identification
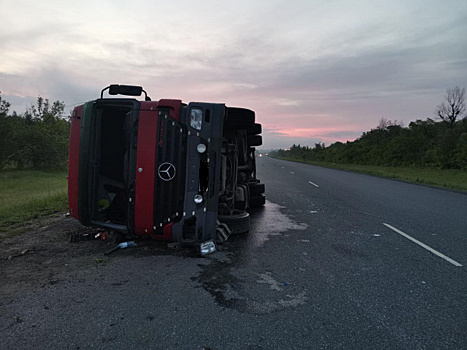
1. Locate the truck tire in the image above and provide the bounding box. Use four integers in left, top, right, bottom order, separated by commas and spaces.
250, 195, 266, 208
225, 107, 255, 129
247, 135, 262, 147
247, 123, 262, 135
249, 183, 265, 196
218, 210, 250, 234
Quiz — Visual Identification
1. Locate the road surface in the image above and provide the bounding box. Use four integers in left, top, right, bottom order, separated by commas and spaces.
1, 156, 466, 349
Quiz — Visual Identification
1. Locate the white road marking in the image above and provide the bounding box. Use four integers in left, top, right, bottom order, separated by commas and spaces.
383, 223, 462, 267
290, 171, 294, 174
308, 181, 319, 187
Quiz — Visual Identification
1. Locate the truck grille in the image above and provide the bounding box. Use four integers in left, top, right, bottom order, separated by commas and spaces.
153, 111, 187, 231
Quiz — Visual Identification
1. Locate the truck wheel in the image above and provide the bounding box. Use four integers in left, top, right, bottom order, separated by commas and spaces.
250, 195, 266, 208
218, 210, 250, 234
247, 123, 262, 135
249, 183, 265, 196
225, 107, 255, 129
247, 135, 262, 147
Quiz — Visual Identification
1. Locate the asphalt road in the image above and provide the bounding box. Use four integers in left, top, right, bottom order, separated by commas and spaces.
2, 156, 467, 349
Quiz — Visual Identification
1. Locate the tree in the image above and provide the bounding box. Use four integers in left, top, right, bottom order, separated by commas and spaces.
23, 97, 69, 168
436, 86, 466, 126
0, 95, 70, 169
0, 92, 13, 168
0, 91, 11, 116
24, 96, 66, 122
376, 117, 404, 130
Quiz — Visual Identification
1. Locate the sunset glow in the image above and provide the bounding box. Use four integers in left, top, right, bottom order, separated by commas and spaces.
1, 0, 466, 149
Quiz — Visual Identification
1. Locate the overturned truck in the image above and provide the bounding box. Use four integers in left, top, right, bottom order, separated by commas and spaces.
68, 85, 265, 254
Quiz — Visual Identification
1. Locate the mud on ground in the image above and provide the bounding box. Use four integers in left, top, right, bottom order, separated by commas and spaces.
0, 214, 198, 304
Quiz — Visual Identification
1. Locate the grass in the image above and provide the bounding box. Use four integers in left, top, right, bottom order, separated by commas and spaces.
274, 157, 467, 192
0, 169, 68, 234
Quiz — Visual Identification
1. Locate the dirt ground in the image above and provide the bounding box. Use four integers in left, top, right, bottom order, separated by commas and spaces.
0, 214, 198, 303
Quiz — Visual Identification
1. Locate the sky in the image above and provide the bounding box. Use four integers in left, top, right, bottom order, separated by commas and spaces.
1, 0, 466, 149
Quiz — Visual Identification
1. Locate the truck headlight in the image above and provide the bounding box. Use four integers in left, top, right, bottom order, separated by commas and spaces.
194, 194, 203, 204
190, 108, 203, 130
197, 143, 207, 153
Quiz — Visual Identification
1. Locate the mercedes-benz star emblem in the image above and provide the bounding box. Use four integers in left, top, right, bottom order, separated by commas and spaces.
158, 162, 176, 181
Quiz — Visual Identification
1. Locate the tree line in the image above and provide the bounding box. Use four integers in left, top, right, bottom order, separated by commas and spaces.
1, 86, 466, 170
271, 87, 467, 169
0, 93, 70, 170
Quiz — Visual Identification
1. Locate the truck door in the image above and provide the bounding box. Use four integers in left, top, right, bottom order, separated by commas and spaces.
134, 101, 159, 235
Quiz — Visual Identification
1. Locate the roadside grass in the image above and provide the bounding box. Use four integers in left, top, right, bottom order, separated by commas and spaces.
0, 170, 68, 235
273, 157, 467, 192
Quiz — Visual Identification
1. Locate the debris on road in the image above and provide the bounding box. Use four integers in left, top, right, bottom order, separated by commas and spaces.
6, 249, 29, 261
94, 231, 108, 240
104, 241, 136, 255
70, 230, 109, 242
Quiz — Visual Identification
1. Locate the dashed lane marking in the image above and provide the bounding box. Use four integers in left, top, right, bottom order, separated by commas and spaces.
308, 181, 319, 187
383, 223, 462, 267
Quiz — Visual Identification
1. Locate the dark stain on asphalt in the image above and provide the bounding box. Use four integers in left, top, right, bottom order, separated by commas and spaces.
192, 255, 249, 313
193, 201, 309, 314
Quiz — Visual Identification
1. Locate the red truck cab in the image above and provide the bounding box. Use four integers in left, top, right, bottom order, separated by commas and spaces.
68, 85, 264, 254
